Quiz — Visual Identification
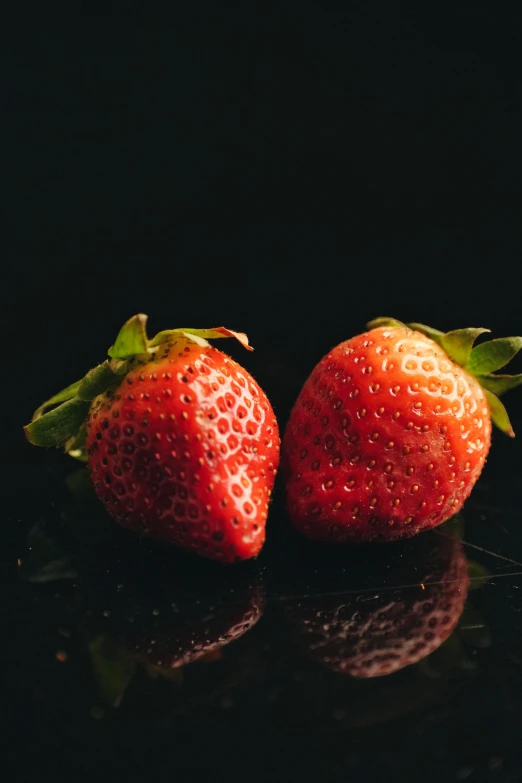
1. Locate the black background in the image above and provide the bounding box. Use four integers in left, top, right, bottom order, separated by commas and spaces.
5, 4, 522, 782
7, 2, 522, 458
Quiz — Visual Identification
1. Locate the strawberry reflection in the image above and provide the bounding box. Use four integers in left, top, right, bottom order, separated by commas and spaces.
21, 467, 265, 705
285, 523, 469, 678
79, 557, 264, 707
80, 549, 264, 673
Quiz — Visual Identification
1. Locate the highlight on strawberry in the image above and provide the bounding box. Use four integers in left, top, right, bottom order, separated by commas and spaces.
24, 314, 280, 563
283, 317, 522, 542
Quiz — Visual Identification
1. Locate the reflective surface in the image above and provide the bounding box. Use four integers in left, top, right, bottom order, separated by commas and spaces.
4, 441, 522, 783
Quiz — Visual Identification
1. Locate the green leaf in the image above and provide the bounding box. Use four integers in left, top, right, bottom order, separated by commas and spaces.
477, 373, 522, 397
439, 328, 490, 367
150, 326, 253, 351
33, 379, 82, 419
78, 361, 120, 401
65, 422, 88, 461
467, 336, 522, 374
108, 314, 149, 360
406, 322, 445, 346
483, 389, 515, 437
366, 317, 406, 330
24, 397, 91, 447
88, 636, 137, 708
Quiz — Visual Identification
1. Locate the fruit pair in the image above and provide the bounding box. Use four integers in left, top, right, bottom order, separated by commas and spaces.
25, 314, 522, 561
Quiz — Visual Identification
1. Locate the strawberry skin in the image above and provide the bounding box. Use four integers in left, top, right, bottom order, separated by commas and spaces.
86, 338, 279, 563
283, 325, 492, 541
287, 531, 468, 678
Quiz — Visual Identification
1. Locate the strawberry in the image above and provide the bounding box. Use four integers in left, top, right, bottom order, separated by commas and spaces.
286, 528, 469, 678
25, 314, 280, 563
283, 317, 522, 542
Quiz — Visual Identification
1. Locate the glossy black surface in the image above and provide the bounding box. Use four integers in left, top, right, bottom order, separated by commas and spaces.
4, 436, 522, 782
6, 3, 522, 781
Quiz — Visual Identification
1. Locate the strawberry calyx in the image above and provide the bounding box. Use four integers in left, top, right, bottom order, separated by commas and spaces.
24, 314, 252, 459
367, 317, 522, 437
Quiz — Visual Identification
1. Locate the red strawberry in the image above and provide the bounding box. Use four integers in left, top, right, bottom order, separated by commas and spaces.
283, 317, 522, 542
25, 315, 280, 563
286, 529, 469, 678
